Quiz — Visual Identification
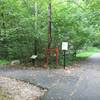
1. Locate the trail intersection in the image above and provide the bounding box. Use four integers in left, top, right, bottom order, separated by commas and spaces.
0, 53, 100, 100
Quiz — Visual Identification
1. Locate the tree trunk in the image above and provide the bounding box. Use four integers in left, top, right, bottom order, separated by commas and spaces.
34, 1, 38, 55
1, 13, 6, 33
73, 49, 77, 58
48, 0, 52, 49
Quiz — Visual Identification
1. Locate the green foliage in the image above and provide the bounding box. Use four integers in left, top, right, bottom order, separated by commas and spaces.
0, 0, 100, 65
0, 59, 9, 65
77, 47, 99, 58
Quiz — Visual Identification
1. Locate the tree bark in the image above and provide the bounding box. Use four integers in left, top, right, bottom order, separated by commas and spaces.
48, 0, 52, 48
34, 1, 38, 55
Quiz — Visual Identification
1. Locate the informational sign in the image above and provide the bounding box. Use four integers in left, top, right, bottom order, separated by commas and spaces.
62, 42, 68, 50
30, 55, 37, 59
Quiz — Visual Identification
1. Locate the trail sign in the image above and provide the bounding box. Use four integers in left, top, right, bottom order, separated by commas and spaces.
62, 42, 68, 69
62, 42, 68, 50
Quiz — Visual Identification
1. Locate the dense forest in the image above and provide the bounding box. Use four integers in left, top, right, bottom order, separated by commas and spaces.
0, 0, 100, 66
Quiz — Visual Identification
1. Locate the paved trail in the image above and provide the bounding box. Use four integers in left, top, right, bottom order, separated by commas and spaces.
0, 52, 100, 100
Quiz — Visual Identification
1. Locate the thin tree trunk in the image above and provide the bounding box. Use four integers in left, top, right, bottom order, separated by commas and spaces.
34, 1, 38, 55
1, 13, 6, 33
48, 0, 52, 49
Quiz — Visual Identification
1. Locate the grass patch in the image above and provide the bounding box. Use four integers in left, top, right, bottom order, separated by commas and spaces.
0, 59, 9, 65
77, 47, 99, 58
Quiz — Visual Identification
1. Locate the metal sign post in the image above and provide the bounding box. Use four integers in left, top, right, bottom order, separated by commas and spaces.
63, 50, 66, 69
62, 42, 68, 69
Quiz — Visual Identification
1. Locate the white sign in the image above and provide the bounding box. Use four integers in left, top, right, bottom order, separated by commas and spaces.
30, 55, 37, 59
62, 42, 68, 50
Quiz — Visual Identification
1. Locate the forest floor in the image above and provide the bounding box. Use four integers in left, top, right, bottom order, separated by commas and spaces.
0, 52, 100, 100
0, 77, 46, 100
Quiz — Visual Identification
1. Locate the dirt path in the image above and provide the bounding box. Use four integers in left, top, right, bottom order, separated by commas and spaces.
0, 52, 100, 100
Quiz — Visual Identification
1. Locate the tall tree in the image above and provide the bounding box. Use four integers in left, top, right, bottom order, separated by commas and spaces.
48, 0, 52, 48
34, 0, 38, 55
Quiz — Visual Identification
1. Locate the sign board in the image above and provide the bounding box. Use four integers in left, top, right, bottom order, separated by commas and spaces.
30, 55, 37, 59
62, 42, 68, 50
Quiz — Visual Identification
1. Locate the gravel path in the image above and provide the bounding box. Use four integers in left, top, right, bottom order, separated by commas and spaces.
0, 77, 46, 100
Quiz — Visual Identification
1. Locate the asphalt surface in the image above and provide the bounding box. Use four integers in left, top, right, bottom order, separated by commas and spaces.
0, 52, 100, 100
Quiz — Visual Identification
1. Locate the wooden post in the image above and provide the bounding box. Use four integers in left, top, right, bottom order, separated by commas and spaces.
56, 48, 58, 65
